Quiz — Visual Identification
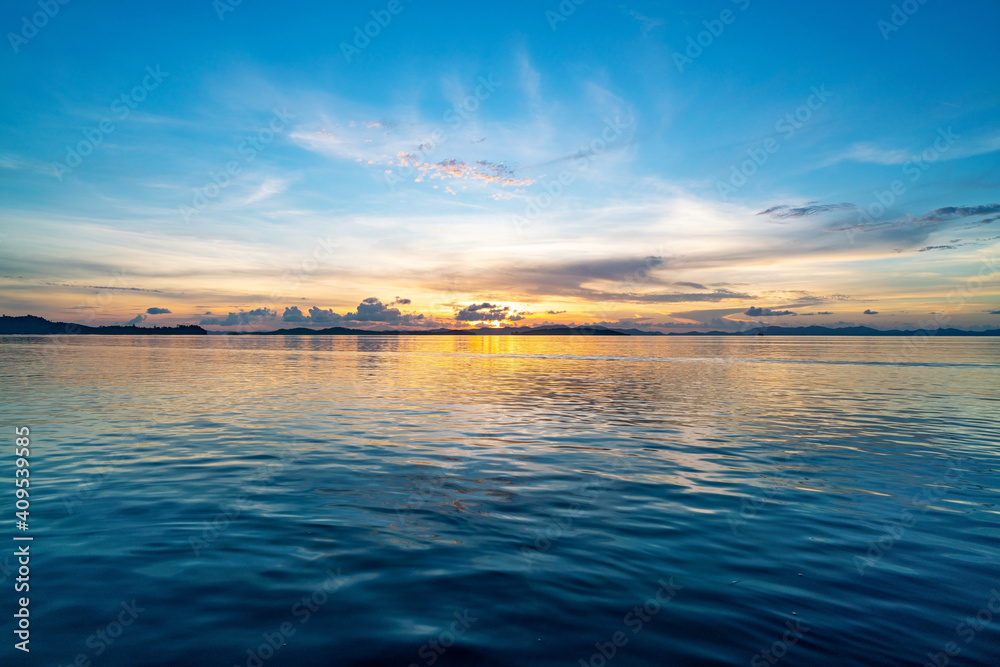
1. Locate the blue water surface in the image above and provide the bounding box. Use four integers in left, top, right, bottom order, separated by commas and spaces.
1, 335, 998, 666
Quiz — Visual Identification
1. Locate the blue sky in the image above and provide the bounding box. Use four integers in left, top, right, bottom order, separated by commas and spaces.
1, 0, 999, 330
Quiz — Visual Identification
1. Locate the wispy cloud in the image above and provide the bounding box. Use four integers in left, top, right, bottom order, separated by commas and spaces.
825, 133, 1000, 166
823, 143, 910, 166
744, 306, 795, 316
625, 8, 665, 36
394, 155, 532, 187
961, 215, 1000, 229
244, 177, 289, 205
758, 202, 856, 219
830, 203, 1000, 234
919, 204, 1000, 221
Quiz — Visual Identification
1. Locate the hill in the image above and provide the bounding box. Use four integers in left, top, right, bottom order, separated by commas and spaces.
0, 314, 207, 335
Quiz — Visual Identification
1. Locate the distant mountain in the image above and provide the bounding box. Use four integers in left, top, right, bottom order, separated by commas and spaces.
248, 324, 637, 336
3, 315, 998, 337
667, 325, 1000, 337
0, 314, 207, 335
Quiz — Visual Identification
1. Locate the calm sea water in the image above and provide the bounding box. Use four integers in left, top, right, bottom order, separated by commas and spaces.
1, 335, 998, 666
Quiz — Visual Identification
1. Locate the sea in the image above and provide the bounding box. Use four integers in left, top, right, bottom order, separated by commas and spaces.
1, 335, 998, 666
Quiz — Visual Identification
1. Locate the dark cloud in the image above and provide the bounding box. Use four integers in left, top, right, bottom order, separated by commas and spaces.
419, 254, 756, 306
987, 310, 1000, 315
42, 283, 164, 293
863, 309, 879, 315
282, 306, 308, 323
816, 311, 833, 315
200, 308, 277, 326
918, 245, 957, 252
540, 256, 668, 283
631, 289, 751, 303
758, 202, 856, 219
455, 302, 513, 322
581, 317, 654, 329
744, 307, 795, 317
345, 297, 424, 324
282, 299, 424, 327
650, 320, 722, 329
124, 314, 146, 326
146, 307, 171, 314
921, 204, 1000, 221
673, 281, 707, 290
832, 203, 1000, 235
963, 219, 994, 229
546, 310, 566, 314
308, 306, 341, 323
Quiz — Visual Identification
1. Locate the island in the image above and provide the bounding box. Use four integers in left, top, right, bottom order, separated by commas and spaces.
3, 315, 1000, 337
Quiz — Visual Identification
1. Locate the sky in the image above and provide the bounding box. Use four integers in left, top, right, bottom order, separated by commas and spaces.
1, 0, 999, 331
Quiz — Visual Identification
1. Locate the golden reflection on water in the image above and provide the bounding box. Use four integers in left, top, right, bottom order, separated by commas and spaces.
3, 334, 998, 535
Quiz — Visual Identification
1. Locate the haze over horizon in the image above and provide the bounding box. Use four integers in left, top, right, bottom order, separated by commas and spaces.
2, 0, 999, 331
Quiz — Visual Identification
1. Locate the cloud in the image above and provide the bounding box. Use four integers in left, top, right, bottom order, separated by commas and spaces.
826, 134, 1000, 166
863, 309, 879, 315
199, 308, 277, 326
962, 215, 1000, 229
124, 314, 146, 326
308, 306, 342, 323
282, 298, 424, 327
744, 307, 795, 317
918, 245, 957, 252
628, 289, 752, 303
43, 283, 163, 293
282, 306, 309, 323
455, 302, 513, 322
919, 204, 1000, 222
453, 302, 532, 323
988, 310, 1000, 315
244, 177, 289, 205
831, 203, 1000, 234
625, 9, 665, 36
816, 311, 833, 315
345, 297, 424, 324
146, 307, 172, 314
824, 143, 911, 166
424, 254, 759, 305
758, 202, 856, 219
395, 154, 533, 187
673, 281, 707, 290
546, 310, 566, 314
